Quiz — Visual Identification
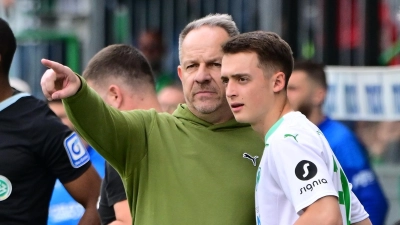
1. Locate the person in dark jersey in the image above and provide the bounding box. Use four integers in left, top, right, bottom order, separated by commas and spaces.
0, 18, 101, 224
287, 60, 388, 225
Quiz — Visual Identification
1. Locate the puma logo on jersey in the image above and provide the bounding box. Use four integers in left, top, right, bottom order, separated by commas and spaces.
243, 153, 259, 166
284, 133, 298, 142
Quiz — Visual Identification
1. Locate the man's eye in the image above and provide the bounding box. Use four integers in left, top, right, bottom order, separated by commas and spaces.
213, 63, 221, 67
239, 77, 247, 82
221, 78, 229, 84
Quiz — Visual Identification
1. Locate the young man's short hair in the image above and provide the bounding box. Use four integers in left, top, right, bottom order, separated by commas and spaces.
222, 31, 293, 89
83, 44, 155, 91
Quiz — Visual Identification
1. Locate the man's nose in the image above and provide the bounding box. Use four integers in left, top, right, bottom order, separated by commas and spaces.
225, 81, 237, 99
194, 64, 212, 83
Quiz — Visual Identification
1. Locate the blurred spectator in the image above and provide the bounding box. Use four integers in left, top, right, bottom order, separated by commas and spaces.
138, 29, 174, 92
356, 121, 400, 164
287, 60, 389, 225
47, 100, 105, 225
9, 77, 31, 93
157, 82, 185, 114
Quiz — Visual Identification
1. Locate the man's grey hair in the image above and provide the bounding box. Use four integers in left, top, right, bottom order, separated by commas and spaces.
178, 14, 239, 63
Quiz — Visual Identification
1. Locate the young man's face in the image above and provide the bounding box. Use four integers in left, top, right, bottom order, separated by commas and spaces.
221, 52, 272, 124
287, 70, 314, 117
177, 26, 232, 123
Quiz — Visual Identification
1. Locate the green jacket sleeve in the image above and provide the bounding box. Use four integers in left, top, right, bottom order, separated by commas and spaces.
63, 76, 155, 176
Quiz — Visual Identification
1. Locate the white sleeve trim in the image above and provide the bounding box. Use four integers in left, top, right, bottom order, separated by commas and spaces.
351, 214, 369, 224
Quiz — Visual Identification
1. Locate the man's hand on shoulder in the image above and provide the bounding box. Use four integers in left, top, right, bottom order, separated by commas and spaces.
41, 59, 81, 101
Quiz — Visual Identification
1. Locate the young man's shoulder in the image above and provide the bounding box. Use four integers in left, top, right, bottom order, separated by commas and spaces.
267, 113, 328, 160
270, 113, 318, 140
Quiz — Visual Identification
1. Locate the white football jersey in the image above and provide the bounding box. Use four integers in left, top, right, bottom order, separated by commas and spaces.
255, 112, 368, 225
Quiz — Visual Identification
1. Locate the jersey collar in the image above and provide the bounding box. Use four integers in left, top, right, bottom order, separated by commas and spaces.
0, 92, 30, 112
264, 116, 284, 144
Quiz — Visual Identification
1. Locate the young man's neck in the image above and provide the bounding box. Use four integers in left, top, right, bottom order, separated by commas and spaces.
121, 94, 162, 112
253, 96, 293, 138
138, 96, 162, 112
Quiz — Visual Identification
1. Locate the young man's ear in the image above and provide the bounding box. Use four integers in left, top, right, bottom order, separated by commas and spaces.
272, 72, 286, 93
106, 85, 123, 109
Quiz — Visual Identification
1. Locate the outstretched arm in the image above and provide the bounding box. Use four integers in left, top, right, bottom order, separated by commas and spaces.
63, 165, 101, 225
40, 59, 152, 174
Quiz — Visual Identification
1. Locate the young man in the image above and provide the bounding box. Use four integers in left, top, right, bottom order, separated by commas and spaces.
220, 31, 371, 225
40, 14, 264, 225
84, 44, 161, 225
287, 60, 388, 225
0, 18, 101, 224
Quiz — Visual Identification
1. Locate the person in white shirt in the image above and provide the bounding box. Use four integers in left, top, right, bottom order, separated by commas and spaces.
220, 30, 371, 225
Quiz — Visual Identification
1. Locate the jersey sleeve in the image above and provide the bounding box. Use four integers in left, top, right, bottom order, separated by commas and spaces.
38, 113, 91, 184
349, 188, 370, 223
63, 76, 156, 176
268, 131, 338, 213
104, 163, 127, 206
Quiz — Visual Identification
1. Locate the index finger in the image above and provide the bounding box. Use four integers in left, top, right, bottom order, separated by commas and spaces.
41, 59, 68, 74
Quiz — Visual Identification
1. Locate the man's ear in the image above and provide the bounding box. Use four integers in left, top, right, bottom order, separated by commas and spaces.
272, 72, 286, 93
106, 84, 123, 109
177, 65, 183, 81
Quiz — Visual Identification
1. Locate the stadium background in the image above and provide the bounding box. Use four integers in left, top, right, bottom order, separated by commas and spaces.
1, 0, 399, 223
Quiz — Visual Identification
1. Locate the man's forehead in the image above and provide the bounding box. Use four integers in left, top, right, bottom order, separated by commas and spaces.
182, 27, 229, 48
181, 46, 223, 63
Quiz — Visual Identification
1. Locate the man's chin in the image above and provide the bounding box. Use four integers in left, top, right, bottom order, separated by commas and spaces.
192, 103, 220, 114
233, 115, 248, 124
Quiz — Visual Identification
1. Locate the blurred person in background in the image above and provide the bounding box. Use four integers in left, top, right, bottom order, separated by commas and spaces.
157, 82, 185, 114
40, 14, 264, 225
138, 29, 174, 92
83, 44, 161, 225
47, 99, 105, 225
287, 60, 388, 225
356, 121, 400, 164
0, 17, 101, 224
